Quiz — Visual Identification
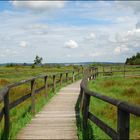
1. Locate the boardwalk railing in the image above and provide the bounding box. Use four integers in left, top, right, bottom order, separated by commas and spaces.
0, 68, 83, 138
78, 67, 140, 140
95, 64, 140, 77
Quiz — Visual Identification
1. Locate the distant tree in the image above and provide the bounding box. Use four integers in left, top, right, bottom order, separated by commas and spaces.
6, 63, 16, 67
31, 55, 43, 68
136, 52, 140, 58
34, 55, 43, 65
23, 63, 27, 66
125, 52, 140, 65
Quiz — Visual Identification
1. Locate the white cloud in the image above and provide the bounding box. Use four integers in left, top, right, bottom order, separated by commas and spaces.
0, 1, 140, 63
116, 16, 134, 23
86, 33, 96, 40
122, 45, 129, 52
114, 45, 130, 55
133, 43, 139, 48
28, 24, 48, 30
64, 40, 78, 49
67, 54, 71, 58
115, 29, 140, 43
114, 47, 121, 55
12, 1, 65, 11
117, 1, 140, 13
90, 52, 102, 57
0, 54, 6, 57
79, 54, 85, 57
117, 1, 140, 29
90, 33, 96, 39
20, 41, 28, 48
0, 48, 20, 58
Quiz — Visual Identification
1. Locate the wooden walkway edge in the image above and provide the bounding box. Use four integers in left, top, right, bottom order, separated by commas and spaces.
17, 80, 81, 139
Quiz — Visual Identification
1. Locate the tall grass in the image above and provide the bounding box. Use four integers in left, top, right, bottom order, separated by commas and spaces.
87, 76, 140, 139
0, 65, 82, 139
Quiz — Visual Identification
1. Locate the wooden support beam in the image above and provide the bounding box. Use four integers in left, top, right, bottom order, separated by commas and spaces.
72, 71, 75, 82
53, 75, 56, 93
60, 73, 63, 86
66, 73, 68, 83
31, 79, 35, 114
44, 76, 48, 98
3, 90, 10, 138
117, 108, 130, 140
83, 92, 90, 130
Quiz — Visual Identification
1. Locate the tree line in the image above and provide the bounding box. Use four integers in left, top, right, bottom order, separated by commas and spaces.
125, 53, 140, 65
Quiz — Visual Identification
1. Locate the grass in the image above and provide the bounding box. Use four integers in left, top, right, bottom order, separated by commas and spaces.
76, 65, 140, 140
96, 65, 140, 77
0, 65, 79, 89
0, 65, 82, 139
87, 76, 140, 139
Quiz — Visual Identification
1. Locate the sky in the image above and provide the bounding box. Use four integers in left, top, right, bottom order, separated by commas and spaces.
0, 1, 140, 63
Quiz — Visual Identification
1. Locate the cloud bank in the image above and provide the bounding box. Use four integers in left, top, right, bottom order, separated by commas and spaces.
0, 1, 140, 63
64, 40, 78, 49
12, 1, 65, 11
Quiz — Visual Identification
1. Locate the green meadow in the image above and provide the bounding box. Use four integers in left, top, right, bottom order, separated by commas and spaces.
0, 65, 82, 139
0, 64, 140, 139
0, 65, 78, 89
87, 74, 140, 139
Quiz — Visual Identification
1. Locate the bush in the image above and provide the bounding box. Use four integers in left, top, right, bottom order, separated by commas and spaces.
31, 64, 35, 69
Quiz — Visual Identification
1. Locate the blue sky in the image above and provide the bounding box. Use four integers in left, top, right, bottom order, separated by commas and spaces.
0, 1, 140, 63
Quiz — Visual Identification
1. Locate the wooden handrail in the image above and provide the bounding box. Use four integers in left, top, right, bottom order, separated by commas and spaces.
0, 67, 84, 138
79, 67, 140, 140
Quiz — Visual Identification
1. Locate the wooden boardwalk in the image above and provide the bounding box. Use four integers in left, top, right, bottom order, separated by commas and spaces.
17, 80, 81, 139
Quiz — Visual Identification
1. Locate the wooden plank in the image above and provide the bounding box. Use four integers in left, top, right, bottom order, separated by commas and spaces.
35, 86, 45, 94
31, 80, 36, 114
9, 93, 31, 109
66, 73, 68, 83
72, 71, 75, 82
3, 90, 10, 138
53, 75, 56, 93
88, 112, 118, 139
60, 73, 63, 86
0, 87, 9, 102
82, 92, 90, 129
17, 80, 81, 139
44, 76, 48, 98
82, 89, 140, 116
0, 108, 4, 122
117, 108, 130, 140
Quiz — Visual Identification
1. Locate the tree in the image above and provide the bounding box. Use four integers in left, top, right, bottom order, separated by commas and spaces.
125, 52, 140, 65
33, 55, 43, 66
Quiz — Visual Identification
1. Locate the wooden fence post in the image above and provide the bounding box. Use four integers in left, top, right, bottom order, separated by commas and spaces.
72, 71, 75, 82
78, 69, 80, 79
103, 66, 104, 76
96, 68, 98, 78
60, 73, 62, 86
94, 68, 96, 79
83, 92, 90, 130
66, 73, 68, 83
80, 87, 84, 112
90, 69, 93, 80
82, 66, 84, 75
4, 90, 10, 138
31, 79, 35, 114
124, 65, 125, 78
44, 76, 48, 98
96, 68, 98, 76
53, 75, 56, 93
111, 67, 112, 76
117, 108, 130, 140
